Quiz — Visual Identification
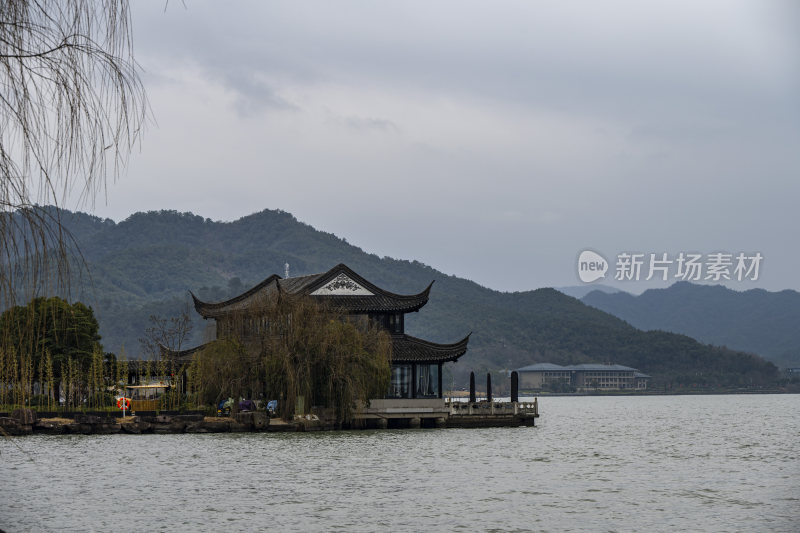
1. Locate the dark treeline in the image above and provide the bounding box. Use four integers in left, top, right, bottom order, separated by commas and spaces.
0, 296, 114, 410
0, 294, 391, 423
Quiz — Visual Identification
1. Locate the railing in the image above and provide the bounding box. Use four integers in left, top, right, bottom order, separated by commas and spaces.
447, 398, 538, 416
131, 399, 160, 412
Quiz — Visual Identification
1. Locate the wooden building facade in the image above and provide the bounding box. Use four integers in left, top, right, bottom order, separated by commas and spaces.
189, 264, 470, 399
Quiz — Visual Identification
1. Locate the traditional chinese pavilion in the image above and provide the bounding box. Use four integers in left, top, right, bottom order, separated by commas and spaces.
189, 263, 470, 399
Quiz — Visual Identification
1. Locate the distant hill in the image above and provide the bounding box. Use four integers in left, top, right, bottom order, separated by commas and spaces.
556, 284, 623, 299
583, 282, 800, 369
12, 207, 780, 389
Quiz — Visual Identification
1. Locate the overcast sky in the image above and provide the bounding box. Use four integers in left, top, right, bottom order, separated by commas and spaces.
81, 1, 799, 293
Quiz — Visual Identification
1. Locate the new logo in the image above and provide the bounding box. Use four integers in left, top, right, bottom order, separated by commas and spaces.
578, 250, 608, 283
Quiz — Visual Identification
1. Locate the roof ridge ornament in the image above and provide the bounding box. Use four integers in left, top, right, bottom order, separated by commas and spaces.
311, 273, 374, 296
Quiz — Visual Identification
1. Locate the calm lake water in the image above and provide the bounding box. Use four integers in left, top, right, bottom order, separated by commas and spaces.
2, 394, 798, 532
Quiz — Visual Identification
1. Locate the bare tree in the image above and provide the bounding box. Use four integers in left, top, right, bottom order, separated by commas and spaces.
139, 307, 194, 360
0, 1, 146, 306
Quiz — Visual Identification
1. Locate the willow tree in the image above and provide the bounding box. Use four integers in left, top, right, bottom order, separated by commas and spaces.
191, 339, 263, 411
0, 1, 146, 308
192, 295, 392, 424
258, 296, 391, 423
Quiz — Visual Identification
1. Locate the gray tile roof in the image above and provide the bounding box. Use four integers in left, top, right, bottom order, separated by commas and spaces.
188, 264, 469, 366
192, 264, 432, 317
163, 334, 470, 365
391, 333, 471, 363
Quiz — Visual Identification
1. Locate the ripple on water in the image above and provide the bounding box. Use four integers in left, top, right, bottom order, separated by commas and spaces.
1, 395, 798, 532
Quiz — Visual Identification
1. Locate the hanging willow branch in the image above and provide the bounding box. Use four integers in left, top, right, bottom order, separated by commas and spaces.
0, 0, 146, 307
192, 295, 392, 424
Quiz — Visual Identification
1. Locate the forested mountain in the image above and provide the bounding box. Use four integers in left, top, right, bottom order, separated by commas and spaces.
556, 284, 622, 299
583, 282, 800, 369
20, 207, 780, 389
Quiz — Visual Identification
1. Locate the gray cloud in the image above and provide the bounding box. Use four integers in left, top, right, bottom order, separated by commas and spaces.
83, 0, 800, 293
338, 115, 399, 134
218, 68, 298, 116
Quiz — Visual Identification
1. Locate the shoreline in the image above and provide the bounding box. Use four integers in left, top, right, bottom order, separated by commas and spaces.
450, 389, 793, 398
0, 410, 312, 437
0, 404, 539, 436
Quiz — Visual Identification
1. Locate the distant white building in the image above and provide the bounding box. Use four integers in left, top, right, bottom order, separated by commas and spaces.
516, 363, 650, 391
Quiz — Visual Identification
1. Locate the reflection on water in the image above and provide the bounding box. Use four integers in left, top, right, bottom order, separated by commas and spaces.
2, 395, 798, 532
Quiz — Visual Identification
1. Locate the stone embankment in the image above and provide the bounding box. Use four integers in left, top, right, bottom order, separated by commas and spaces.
0, 408, 329, 435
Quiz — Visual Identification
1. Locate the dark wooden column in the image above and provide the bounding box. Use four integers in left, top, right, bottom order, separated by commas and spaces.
411, 364, 417, 399
437, 363, 443, 399
511, 371, 519, 403
486, 373, 492, 402
469, 372, 476, 403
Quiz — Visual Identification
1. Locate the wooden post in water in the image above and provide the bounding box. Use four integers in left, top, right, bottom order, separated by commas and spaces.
469, 372, 476, 403
511, 371, 519, 403
486, 373, 492, 403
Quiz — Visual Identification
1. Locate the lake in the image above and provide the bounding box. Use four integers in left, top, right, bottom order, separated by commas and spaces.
2, 394, 798, 532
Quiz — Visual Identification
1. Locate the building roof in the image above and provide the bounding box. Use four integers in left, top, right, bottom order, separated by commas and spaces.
516, 363, 571, 372
158, 343, 210, 363
516, 363, 642, 373
391, 333, 471, 364
568, 363, 639, 372
192, 263, 432, 318
160, 334, 470, 365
